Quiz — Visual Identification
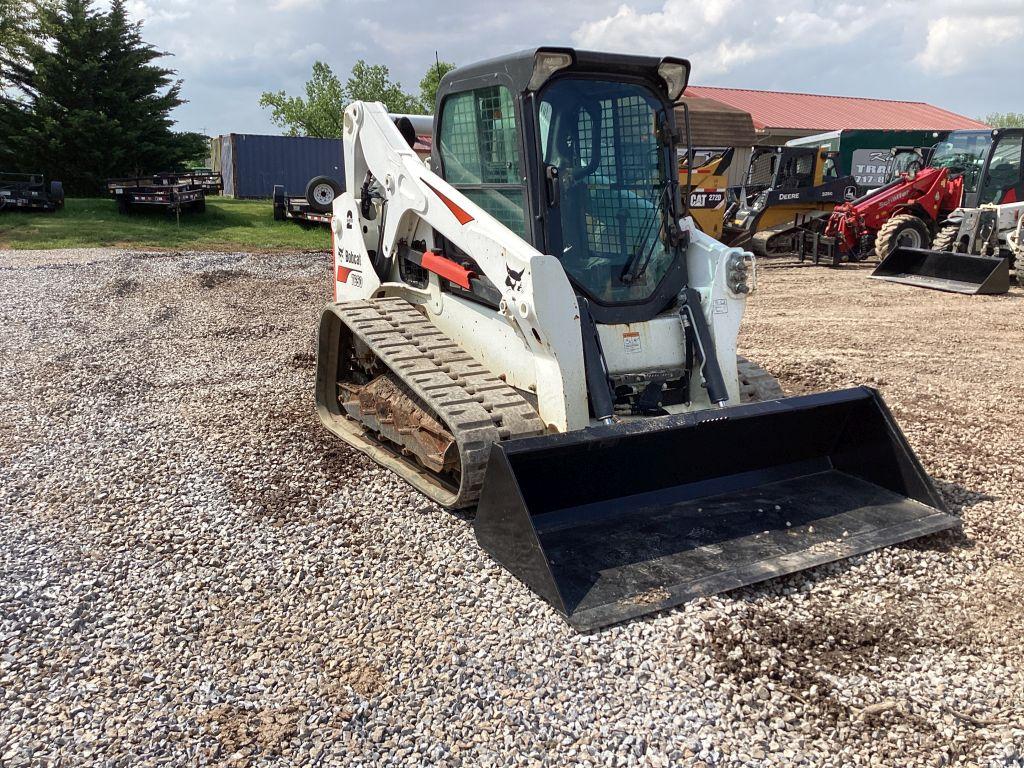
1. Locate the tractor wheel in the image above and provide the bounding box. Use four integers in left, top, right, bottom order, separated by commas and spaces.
304, 176, 341, 213
874, 214, 931, 260
931, 225, 960, 253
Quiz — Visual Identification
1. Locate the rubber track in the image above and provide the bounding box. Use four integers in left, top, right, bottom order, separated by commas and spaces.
750, 228, 780, 257
334, 297, 546, 507
737, 356, 784, 402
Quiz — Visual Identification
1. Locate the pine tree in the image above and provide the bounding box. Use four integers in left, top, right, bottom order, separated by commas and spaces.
7, 0, 201, 194
101, 0, 193, 175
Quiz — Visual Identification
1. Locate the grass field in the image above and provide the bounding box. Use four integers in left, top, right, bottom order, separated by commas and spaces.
0, 197, 331, 251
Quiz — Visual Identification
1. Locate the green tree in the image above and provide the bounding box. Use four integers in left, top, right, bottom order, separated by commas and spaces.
5, 0, 200, 193
982, 112, 1024, 128
418, 59, 455, 113
0, 1, 52, 167
177, 131, 211, 167
259, 59, 426, 137
343, 60, 421, 114
259, 61, 346, 137
101, 0, 198, 176
0, 0, 50, 94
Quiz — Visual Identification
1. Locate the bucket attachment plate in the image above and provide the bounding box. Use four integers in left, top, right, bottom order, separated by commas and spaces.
474, 388, 957, 631
870, 247, 1010, 295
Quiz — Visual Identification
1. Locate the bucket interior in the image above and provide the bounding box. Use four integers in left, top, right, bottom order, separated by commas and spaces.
475, 389, 956, 630
871, 247, 1009, 294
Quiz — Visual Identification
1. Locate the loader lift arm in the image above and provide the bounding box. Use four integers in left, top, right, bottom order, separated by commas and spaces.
337, 100, 589, 432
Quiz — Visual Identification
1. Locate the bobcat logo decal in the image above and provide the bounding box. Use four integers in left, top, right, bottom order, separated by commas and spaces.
505, 265, 524, 291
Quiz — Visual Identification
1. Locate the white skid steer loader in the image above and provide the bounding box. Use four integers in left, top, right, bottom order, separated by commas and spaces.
315, 48, 957, 630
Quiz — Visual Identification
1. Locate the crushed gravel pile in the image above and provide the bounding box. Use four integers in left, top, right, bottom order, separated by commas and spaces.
1, 248, 1021, 767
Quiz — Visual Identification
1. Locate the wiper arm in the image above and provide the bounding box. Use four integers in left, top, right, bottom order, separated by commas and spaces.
620, 183, 669, 284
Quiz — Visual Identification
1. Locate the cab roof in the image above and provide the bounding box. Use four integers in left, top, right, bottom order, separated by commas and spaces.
435, 47, 690, 110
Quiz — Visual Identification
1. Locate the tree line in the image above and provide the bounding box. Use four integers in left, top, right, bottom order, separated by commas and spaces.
0, 0, 206, 195
259, 59, 456, 138
981, 112, 1024, 129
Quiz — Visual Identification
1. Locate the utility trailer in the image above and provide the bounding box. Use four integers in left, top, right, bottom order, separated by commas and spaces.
0, 172, 64, 213
272, 183, 334, 228
157, 169, 223, 194
106, 172, 222, 215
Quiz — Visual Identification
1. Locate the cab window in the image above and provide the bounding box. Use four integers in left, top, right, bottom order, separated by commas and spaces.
979, 135, 1023, 204
438, 86, 527, 237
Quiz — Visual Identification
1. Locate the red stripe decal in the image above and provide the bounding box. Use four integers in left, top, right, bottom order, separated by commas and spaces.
1003, 188, 1018, 204
421, 251, 474, 289
336, 265, 353, 283
424, 180, 474, 225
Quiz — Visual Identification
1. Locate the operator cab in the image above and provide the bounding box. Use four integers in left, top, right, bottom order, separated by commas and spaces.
930, 129, 1024, 207
433, 48, 691, 324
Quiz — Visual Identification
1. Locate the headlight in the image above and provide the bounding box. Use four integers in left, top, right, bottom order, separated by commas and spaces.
658, 59, 689, 101
529, 50, 573, 90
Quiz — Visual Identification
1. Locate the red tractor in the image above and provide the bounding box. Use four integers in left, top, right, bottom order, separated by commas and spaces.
818, 129, 1024, 262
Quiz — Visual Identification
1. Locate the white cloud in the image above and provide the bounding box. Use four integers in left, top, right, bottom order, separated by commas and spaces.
572, 0, 881, 76
85, 0, 1020, 135
270, 0, 323, 11
916, 13, 1023, 73
573, 0, 1023, 80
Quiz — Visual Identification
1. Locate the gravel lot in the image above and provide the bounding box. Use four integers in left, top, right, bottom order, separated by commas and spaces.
1, 247, 1022, 767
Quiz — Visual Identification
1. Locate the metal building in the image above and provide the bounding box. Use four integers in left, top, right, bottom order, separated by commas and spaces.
684, 86, 989, 146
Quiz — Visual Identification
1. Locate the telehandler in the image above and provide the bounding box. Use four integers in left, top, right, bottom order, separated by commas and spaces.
819, 129, 1023, 263
316, 48, 955, 630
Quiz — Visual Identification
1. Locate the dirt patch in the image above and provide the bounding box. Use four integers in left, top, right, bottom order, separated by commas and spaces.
196, 269, 247, 290
200, 702, 302, 760
708, 606, 934, 723
109, 277, 140, 298
341, 663, 387, 697
290, 351, 316, 369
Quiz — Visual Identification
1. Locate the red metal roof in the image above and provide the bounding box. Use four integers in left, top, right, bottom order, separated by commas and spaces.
685, 86, 989, 132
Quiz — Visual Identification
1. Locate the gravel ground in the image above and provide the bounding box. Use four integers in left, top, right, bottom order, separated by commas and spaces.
1, 247, 1022, 767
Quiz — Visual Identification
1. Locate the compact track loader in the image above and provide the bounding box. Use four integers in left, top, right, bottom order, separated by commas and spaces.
316, 48, 956, 630
680, 148, 734, 240
722, 145, 858, 256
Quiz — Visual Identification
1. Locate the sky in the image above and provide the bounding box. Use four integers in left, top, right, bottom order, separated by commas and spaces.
109, 0, 1024, 136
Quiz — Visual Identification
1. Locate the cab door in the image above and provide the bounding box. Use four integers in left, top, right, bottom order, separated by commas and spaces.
978, 132, 1024, 205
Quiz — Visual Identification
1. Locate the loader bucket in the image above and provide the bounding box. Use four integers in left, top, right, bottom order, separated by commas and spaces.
870, 247, 1010, 295
474, 387, 957, 631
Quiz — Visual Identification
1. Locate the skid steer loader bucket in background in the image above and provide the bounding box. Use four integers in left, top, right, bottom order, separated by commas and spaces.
870, 247, 1010, 295
474, 387, 957, 631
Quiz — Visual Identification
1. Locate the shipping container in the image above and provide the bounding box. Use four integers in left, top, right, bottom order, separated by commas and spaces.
213, 134, 344, 199
786, 129, 951, 190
